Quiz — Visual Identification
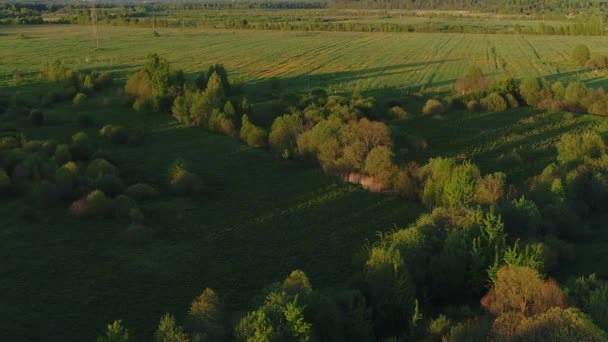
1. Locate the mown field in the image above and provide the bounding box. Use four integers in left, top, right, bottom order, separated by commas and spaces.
4, 24, 608, 340
2, 25, 608, 94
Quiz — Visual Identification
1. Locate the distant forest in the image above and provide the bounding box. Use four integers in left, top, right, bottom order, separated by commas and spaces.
3, 0, 608, 13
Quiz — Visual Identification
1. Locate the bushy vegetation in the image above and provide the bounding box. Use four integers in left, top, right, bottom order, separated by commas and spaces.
7, 26, 608, 341
125, 53, 184, 112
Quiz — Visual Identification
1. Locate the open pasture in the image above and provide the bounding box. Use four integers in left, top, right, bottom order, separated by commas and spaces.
2, 25, 608, 95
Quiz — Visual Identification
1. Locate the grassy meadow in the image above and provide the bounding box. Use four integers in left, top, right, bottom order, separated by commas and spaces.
3, 25, 608, 94
4, 23, 608, 340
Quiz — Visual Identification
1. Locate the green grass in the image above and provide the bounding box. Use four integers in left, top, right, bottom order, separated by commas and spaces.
2, 25, 608, 95
0, 96, 422, 340
4, 24, 608, 340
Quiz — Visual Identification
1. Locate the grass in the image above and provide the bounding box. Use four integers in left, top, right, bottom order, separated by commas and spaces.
3, 23, 608, 340
2, 25, 608, 95
0, 95, 422, 340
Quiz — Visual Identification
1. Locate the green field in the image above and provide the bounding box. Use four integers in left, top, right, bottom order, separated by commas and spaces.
4, 23, 608, 341
3, 25, 608, 94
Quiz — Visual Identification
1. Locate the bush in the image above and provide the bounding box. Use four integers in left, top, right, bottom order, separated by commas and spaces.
132, 97, 153, 112
169, 160, 203, 196
481, 93, 508, 112
99, 125, 129, 145
422, 99, 444, 115
240, 114, 267, 148
505, 93, 520, 108
388, 106, 409, 120
520, 78, 544, 106
70, 189, 111, 218
586, 54, 608, 70
125, 183, 159, 201
466, 100, 481, 112
564, 82, 589, 109
86, 158, 118, 180
571, 44, 591, 67
269, 113, 304, 158
453, 66, 490, 94
71, 131, 93, 160
556, 131, 606, 166
475, 172, 506, 205
72, 92, 87, 107
188, 288, 226, 340
481, 265, 566, 317
27, 109, 44, 126
364, 146, 395, 184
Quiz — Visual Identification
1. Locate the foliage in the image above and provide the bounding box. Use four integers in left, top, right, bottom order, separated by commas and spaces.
125, 183, 159, 201
422, 99, 445, 115
481, 265, 566, 317
269, 113, 304, 158
96, 320, 131, 342
571, 44, 591, 67
188, 288, 226, 341
154, 314, 189, 342
240, 114, 267, 148
168, 160, 203, 196
481, 92, 508, 112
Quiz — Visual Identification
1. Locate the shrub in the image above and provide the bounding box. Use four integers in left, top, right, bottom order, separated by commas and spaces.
99, 125, 129, 145
586, 54, 608, 70
571, 44, 591, 67
72, 92, 87, 107
388, 106, 409, 120
564, 81, 589, 109
40, 60, 73, 82
86, 158, 116, 178
188, 288, 226, 340
475, 172, 506, 205
27, 109, 44, 126
269, 113, 304, 158
422, 99, 444, 115
96, 320, 131, 342
505, 93, 520, 108
71, 131, 93, 160
70, 189, 111, 218
556, 131, 606, 166
240, 114, 267, 148
125, 183, 159, 201
588, 99, 608, 116
154, 314, 189, 342
169, 160, 203, 196
364, 146, 395, 184
132, 97, 153, 112
481, 266, 567, 317
0, 136, 19, 151
520, 78, 545, 106
94, 72, 113, 89
454, 66, 490, 94
466, 99, 481, 112
55, 166, 76, 198
481, 93, 508, 112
